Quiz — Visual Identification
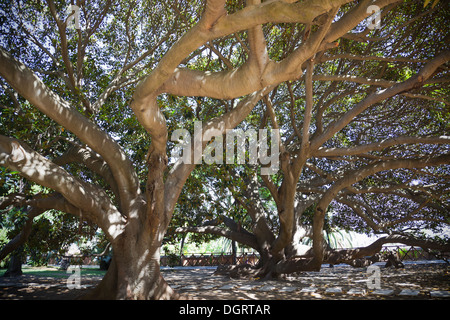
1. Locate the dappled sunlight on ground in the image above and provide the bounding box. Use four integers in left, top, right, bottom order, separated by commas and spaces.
0, 262, 449, 300
165, 262, 450, 300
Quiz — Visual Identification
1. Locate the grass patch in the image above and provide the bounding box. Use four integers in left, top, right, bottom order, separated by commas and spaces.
1, 265, 106, 278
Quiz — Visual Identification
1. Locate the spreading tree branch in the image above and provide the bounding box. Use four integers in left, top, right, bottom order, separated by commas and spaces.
0, 136, 124, 240
0, 48, 140, 214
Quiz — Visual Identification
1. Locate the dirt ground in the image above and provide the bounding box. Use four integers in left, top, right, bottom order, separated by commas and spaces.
0, 261, 449, 300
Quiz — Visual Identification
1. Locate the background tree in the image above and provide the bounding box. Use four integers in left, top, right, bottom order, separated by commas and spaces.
174, 0, 450, 277
0, 0, 449, 299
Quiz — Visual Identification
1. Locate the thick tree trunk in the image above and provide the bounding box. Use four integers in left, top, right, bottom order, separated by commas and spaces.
83, 237, 178, 300
3, 253, 23, 278
82, 204, 179, 300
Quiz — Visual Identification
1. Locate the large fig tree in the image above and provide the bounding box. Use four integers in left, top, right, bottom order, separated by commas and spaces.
0, 0, 449, 299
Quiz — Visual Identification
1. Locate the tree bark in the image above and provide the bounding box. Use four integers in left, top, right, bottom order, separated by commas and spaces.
83, 218, 178, 300
3, 250, 23, 278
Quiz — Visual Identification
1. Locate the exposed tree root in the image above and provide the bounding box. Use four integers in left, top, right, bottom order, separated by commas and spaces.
214, 234, 449, 279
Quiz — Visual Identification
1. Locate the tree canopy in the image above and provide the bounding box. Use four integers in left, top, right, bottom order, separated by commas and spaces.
0, 0, 449, 299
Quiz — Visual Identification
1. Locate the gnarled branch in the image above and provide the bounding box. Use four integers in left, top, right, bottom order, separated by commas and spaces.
0, 48, 140, 214
0, 135, 125, 240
